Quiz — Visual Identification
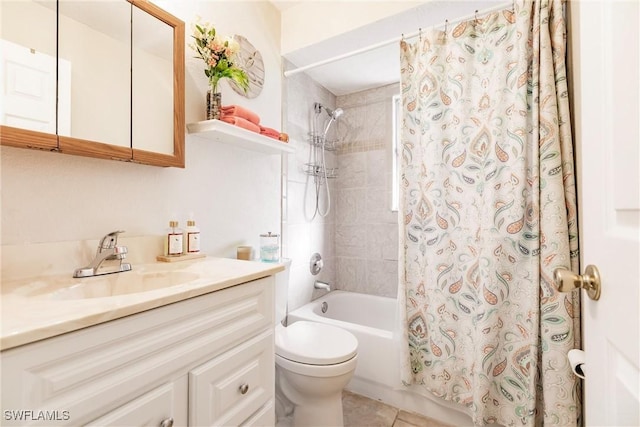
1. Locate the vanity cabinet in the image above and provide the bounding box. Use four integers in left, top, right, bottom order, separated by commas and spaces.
0, 276, 275, 426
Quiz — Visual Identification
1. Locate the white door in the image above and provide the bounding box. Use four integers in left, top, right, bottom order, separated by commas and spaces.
570, 1, 640, 426
0, 39, 56, 133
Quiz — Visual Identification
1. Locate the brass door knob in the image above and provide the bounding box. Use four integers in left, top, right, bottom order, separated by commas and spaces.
553, 265, 601, 300
239, 383, 249, 395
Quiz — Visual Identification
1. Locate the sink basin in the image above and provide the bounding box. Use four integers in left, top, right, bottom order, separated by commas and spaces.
10, 270, 199, 300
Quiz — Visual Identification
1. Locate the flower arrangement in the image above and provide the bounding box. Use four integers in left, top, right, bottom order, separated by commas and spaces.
190, 20, 249, 93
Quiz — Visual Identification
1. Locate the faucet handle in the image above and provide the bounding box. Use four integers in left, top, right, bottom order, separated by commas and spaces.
98, 230, 126, 251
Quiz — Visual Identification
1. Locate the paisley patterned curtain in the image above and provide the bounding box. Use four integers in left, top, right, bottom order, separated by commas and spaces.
398, 1, 580, 425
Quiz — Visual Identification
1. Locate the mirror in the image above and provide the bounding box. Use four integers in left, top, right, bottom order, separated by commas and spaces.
131, 0, 184, 166
0, 0, 58, 150
0, 0, 185, 168
58, 1, 131, 149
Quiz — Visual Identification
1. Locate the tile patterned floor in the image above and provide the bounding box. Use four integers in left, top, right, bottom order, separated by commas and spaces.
343, 391, 454, 427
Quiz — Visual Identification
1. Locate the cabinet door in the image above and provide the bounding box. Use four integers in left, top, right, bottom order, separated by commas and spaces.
58, 0, 131, 149
86, 377, 188, 427
130, 0, 185, 167
0, 0, 58, 149
189, 331, 274, 427
132, 4, 174, 156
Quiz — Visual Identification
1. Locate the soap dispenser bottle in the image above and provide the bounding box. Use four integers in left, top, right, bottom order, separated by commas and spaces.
185, 220, 200, 253
164, 221, 184, 256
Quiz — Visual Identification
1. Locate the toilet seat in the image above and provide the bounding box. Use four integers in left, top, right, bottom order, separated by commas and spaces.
275, 352, 358, 377
275, 321, 358, 365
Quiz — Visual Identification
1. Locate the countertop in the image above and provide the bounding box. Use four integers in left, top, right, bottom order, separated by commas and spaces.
1, 257, 284, 351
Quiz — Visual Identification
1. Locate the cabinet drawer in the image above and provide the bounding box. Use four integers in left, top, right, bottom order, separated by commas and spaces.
189, 331, 274, 427
241, 401, 274, 427
86, 377, 188, 427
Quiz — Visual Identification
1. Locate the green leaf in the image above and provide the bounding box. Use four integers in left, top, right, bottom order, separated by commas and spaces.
218, 59, 229, 71
543, 315, 565, 325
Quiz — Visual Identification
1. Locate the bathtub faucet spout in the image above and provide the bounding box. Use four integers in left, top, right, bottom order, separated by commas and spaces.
314, 280, 331, 292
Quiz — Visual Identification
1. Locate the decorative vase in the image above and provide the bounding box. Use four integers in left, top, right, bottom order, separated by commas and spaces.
206, 90, 222, 120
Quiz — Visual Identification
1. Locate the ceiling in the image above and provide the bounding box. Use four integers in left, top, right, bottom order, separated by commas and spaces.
269, 1, 299, 12
278, 0, 506, 96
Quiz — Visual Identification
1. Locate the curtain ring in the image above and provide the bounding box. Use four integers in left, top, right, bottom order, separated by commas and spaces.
445, 19, 449, 33
419, 28, 422, 41
475, 9, 479, 25
401, 33, 405, 42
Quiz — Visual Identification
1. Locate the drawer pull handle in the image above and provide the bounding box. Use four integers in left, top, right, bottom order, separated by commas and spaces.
239, 383, 250, 395
160, 417, 174, 427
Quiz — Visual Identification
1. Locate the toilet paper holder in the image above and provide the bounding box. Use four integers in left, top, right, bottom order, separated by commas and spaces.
568, 349, 586, 379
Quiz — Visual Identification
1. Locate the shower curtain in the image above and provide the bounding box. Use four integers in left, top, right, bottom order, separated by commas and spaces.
398, 1, 580, 426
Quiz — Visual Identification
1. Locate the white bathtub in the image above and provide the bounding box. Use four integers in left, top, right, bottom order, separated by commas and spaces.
287, 291, 473, 426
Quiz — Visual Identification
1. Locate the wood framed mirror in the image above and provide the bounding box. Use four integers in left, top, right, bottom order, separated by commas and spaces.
0, 0, 185, 168
130, 0, 184, 167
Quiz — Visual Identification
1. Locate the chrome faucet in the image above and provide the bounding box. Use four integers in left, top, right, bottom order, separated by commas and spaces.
314, 280, 331, 292
73, 230, 132, 278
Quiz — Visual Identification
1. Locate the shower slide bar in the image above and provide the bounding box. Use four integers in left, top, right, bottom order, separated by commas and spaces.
283, 1, 512, 77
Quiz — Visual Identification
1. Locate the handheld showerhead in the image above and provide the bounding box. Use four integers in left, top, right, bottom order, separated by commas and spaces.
329, 107, 344, 120
314, 103, 343, 120
314, 102, 344, 141
323, 112, 342, 137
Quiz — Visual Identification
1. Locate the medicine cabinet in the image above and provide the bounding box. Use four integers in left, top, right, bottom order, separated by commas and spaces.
0, 0, 185, 168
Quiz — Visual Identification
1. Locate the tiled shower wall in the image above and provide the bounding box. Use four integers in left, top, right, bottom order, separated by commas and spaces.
283, 73, 400, 305
282, 63, 337, 311
334, 84, 400, 298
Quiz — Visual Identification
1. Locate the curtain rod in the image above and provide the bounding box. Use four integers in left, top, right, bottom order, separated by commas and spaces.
283, 1, 512, 78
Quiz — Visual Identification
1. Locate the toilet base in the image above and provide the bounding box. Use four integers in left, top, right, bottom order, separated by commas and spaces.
275, 356, 357, 427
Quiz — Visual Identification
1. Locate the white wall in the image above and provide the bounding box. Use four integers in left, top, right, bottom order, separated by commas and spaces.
0, 1, 56, 57
280, 1, 423, 55
156, 0, 282, 129
1, 1, 283, 271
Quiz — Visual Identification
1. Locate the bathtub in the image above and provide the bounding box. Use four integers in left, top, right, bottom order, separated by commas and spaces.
287, 291, 474, 426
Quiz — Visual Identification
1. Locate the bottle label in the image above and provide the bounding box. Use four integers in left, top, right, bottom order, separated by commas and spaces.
168, 233, 183, 255
187, 232, 200, 253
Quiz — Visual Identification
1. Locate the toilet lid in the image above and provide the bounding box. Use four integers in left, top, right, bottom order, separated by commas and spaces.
275, 321, 358, 365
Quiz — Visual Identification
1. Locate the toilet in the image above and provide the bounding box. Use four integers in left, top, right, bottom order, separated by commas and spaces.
274, 260, 358, 427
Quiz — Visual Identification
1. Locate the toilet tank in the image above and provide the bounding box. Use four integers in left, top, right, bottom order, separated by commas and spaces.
275, 258, 291, 325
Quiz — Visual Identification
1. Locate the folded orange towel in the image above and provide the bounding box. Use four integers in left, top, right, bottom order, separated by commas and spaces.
221, 105, 260, 125
220, 115, 260, 134
259, 125, 280, 140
